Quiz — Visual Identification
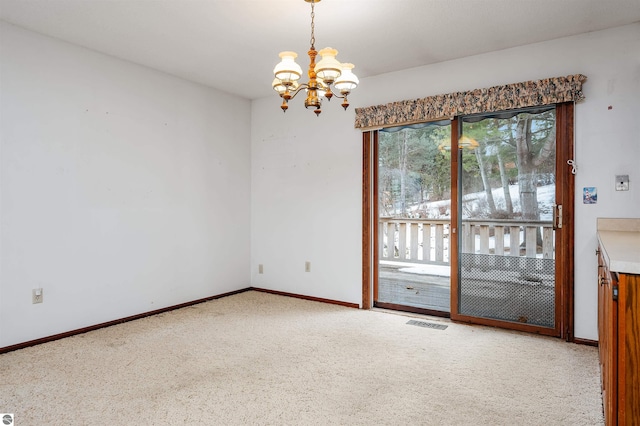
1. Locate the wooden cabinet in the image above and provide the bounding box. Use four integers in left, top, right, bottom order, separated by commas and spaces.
597, 242, 640, 425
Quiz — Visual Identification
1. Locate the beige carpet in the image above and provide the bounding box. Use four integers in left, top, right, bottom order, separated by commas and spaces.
0, 290, 603, 425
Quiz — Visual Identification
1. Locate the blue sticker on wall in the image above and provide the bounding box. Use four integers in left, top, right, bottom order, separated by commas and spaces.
583, 187, 597, 204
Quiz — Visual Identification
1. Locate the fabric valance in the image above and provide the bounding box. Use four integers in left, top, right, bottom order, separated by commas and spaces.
354, 74, 587, 129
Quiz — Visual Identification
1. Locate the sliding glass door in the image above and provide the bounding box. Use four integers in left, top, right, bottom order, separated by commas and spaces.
456, 107, 557, 328
365, 102, 575, 338
376, 121, 452, 315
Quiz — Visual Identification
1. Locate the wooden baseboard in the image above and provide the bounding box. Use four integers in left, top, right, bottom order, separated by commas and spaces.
250, 287, 360, 309
572, 337, 598, 347
1, 286, 597, 354
0, 287, 252, 354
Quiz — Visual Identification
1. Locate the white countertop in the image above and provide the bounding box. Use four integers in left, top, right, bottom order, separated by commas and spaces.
597, 218, 640, 275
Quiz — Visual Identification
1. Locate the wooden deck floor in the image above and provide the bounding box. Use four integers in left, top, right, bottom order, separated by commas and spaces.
377, 262, 555, 327
378, 264, 451, 312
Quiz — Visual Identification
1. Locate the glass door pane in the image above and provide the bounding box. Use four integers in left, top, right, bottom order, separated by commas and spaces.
377, 121, 451, 313
458, 107, 556, 327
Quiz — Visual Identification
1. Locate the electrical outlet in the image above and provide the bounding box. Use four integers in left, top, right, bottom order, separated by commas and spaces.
32, 288, 43, 304
305, 261, 311, 272
258, 264, 264, 274
615, 175, 629, 191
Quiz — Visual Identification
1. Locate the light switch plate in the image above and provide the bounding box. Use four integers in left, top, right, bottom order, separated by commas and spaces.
32, 288, 43, 304
615, 175, 629, 191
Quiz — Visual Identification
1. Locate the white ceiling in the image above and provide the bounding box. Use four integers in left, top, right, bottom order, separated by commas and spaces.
2, 0, 640, 100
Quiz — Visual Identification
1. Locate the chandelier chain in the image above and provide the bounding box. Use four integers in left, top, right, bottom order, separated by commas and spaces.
310, 2, 315, 49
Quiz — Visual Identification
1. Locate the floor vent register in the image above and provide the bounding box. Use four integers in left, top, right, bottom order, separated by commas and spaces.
406, 319, 448, 330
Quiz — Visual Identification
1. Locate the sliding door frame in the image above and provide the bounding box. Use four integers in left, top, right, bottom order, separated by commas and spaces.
362, 130, 376, 309
362, 103, 575, 341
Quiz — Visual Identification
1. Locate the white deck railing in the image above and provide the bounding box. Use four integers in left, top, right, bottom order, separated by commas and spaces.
379, 218, 554, 265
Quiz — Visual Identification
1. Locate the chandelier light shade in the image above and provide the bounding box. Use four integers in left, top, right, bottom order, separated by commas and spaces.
334, 63, 359, 92
315, 48, 342, 83
273, 51, 303, 84
272, 0, 358, 116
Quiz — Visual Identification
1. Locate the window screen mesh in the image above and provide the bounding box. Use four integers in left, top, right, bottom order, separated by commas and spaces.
459, 253, 555, 327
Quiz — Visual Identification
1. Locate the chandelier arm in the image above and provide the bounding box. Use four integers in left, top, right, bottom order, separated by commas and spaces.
285, 83, 311, 101
323, 86, 351, 99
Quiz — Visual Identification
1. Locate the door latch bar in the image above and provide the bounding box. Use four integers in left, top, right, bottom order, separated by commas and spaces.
553, 204, 563, 229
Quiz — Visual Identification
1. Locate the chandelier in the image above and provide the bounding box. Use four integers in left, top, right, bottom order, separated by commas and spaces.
272, 0, 359, 116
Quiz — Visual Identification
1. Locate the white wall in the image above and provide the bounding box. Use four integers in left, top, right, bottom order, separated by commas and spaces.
251, 23, 640, 340
250, 103, 363, 304
0, 23, 252, 347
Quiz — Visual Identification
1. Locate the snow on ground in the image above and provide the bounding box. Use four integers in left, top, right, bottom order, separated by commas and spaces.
398, 264, 451, 277
408, 184, 555, 220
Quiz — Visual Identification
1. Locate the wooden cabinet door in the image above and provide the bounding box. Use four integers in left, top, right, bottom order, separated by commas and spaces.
618, 273, 640, 425
604, 270, 618, 425
598, 246, 618, 426
603, 270, 618, 425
